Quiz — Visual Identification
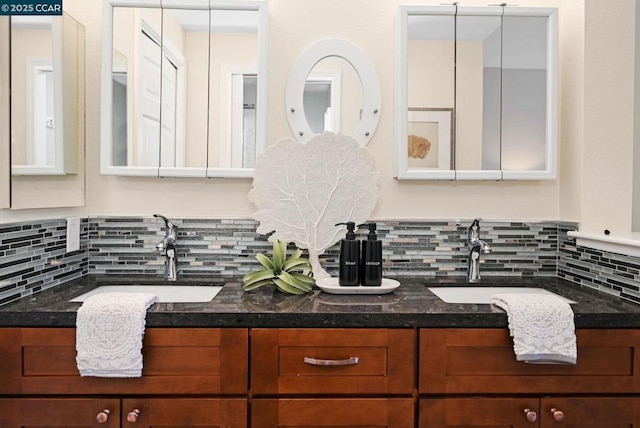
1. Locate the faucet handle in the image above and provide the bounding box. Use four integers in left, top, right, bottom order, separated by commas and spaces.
154, 214, 177, 232
468, 218, 481, 242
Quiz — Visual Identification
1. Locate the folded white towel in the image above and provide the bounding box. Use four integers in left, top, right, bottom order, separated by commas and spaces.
490, 293, 577, 365
76, 292, 158, 377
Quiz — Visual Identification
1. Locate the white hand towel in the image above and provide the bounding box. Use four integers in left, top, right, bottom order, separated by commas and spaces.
490, 293, 577, 365
76, 292, 158, 377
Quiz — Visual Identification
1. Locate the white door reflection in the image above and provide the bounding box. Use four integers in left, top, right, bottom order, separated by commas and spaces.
303, 71, 341, 134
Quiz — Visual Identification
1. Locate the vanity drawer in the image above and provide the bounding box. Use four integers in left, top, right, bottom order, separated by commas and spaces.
251, 328, 415, 395
420, 328, 640, 394
0, 328, 248, 395
252, 398, 414, 428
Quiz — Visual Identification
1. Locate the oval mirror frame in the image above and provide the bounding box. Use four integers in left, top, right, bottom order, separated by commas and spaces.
286, 38, 381, 146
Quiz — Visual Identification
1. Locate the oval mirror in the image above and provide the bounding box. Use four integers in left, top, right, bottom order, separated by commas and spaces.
286, 38, 380, 146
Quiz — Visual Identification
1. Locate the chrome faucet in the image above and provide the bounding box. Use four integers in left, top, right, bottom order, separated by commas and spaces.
467, 218, 491, 282
154, 214, 178, 281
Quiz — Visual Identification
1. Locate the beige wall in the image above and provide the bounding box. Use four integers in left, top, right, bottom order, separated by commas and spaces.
580, 0, 635, 234
2, 0, 638, 234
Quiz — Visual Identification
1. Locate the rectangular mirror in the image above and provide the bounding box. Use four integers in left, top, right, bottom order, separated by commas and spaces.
501, 14, 550, 174
108, 4, 163, 175
455, 8, 502, 179
159, 4, 209, 177
395, 6, 456, 180
101, 0, 268, 178
207, 6, 265, 177
10, 14, 81, 176
394, 5, 557, 181
10, 11, 86, 209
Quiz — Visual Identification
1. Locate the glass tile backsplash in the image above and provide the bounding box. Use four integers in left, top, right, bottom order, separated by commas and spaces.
1, 216, 640, 306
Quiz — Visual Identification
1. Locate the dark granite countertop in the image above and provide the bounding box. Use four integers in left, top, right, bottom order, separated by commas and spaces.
1, 275, 639, 328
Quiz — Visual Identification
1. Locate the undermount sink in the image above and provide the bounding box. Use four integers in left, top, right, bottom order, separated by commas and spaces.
427, 286, 575, 304
69, 285, 223, 303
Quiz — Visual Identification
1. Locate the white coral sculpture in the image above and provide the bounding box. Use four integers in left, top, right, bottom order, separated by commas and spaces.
249, 132, 380, 280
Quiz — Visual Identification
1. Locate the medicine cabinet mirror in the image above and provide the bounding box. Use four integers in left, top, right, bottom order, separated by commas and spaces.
6, 9, 86, 209
394, 5, 557, 180
286, 38, 380, 147
101, 0, 268, 178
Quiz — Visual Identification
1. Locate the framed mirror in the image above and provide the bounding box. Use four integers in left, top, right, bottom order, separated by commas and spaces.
395, 7, 456, 179
10, 14, 81, 176
394, 5, 557, 180
9, 11, 86, 209
286, 38, 381, 147
207, 5, 267, 178
101, 0, 268, 178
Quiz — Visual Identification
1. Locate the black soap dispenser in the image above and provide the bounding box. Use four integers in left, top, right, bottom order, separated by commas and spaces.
360, 222, 382, 286
335, 222, 360, 286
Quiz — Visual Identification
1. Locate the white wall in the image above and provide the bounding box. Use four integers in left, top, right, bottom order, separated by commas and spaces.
2, 0, 637, 232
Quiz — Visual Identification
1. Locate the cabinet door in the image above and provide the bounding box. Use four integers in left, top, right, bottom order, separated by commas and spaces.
420, 329, 640, 394
252, 398, 414, 428
540, 397, 640, 427
0, 398, 120, 427
420, 398, 539, 428
121, 398, 246, 427
0, 328, 248, 395
252, 328, 415, 395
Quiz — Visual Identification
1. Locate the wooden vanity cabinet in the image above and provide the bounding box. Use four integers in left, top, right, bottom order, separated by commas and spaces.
0, 328, 248, 395
252, 398, 415, 428
420, 397, 640, 427
0, 398, 247, 427
0, 328, 248, 428
418, 328, 640, 428
250, 328, 416, 427
420, 328, 640, 394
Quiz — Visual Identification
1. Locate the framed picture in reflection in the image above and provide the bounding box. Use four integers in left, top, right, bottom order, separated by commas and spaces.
407, 108, 453, 170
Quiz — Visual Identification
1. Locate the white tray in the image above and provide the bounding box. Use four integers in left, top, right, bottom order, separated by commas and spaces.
316, 278, 400, 295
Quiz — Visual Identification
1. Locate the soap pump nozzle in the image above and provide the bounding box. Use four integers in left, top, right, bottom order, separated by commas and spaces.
359, 222, 377, 240
335, 222, 357, 240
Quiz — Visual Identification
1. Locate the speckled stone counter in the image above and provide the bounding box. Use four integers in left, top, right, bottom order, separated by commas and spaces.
1, 275, 639, 328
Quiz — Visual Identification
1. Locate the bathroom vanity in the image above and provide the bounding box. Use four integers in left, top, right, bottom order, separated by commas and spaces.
1, 277, 640, 427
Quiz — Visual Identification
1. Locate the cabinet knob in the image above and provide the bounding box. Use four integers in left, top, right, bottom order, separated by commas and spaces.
127, 409, 141, 423
96, 409, 110, 424
550, 408, 565, 422
523, 408, 537, 423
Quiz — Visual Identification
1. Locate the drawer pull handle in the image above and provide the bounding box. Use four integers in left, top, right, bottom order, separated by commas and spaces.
127, 409, 141, 423
96, 409, 110, 424
550, 408, 564, 422
303, 356, 360, 366
523, 408, 537, 423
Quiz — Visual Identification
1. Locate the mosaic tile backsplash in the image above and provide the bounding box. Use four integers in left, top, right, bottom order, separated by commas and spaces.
87, 218, 561, 279
558, 223, 640, 304
2, 216, 640, 306
0, 219, 89, 306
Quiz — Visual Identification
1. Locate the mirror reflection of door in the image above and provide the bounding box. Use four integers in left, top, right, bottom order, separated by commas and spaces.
210, 8, 260, 169
111, 7, 163, 168
160, 7, 207, 172
229, 73, 257, 168
139, 27, 162, 167
303, 71, 340, 134
112, 49, 128, 166
303, 56, 361, 138
10, 16, 54, 170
